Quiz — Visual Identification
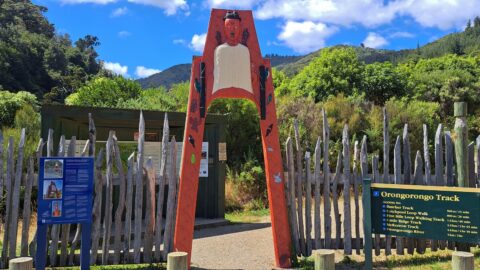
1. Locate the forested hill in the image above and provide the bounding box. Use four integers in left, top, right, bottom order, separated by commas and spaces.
137, 54, 303, 89
0, 0, 103, 103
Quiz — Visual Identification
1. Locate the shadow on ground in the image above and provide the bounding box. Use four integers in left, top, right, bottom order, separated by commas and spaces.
193, 222, 271, 239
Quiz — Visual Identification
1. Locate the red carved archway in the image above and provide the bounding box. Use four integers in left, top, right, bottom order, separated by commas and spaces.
174, 9, 292, 268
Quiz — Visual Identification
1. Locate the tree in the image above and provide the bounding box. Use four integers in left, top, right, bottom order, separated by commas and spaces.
361, 62, 408, 105
289, 47, 364, 101
0, 0, 101, 100
0, 90, 38, 127
65, 76, 142, 107
474, 16, 480, 28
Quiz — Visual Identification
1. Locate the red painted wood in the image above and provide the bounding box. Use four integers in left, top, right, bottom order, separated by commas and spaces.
174, 9, 292, 268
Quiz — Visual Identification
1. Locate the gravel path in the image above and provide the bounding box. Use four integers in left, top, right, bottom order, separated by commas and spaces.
191, 217, 277, 270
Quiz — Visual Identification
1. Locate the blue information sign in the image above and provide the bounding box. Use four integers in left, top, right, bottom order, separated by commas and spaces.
38, 157, 94, 224
36, 157, 94, 270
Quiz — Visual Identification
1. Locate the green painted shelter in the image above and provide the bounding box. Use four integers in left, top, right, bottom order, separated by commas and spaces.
41, 105, 226, 219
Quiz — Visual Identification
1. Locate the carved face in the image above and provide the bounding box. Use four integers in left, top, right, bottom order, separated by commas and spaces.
224, 18, 241, 45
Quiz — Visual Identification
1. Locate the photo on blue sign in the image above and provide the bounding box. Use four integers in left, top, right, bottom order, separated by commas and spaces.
44, 159, 64, 179
43, 180, 63, 199
52, 201, 62, 217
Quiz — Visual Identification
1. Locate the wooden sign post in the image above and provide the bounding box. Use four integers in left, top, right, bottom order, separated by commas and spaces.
174, 9, 292, 268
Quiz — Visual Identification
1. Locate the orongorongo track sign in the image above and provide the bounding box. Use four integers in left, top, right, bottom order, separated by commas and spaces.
370, 183, 480, 244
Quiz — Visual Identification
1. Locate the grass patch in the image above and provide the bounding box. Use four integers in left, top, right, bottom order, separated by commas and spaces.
50, 263, 166, 270
224, 208, 270, 223
293, 248, 480, 269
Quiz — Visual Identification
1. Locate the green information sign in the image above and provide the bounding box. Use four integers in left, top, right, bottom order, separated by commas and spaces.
371, 183, 480, 244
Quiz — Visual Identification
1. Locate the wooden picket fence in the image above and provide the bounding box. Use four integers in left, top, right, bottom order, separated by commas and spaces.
0, 112, 178, 267
285, 108, 480, 257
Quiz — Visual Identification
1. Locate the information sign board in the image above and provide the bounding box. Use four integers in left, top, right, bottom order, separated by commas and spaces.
38, 157, 94, 224
371, 183, 480, 244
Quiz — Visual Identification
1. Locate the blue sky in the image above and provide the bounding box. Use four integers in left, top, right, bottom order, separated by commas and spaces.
32, 0, 480, 78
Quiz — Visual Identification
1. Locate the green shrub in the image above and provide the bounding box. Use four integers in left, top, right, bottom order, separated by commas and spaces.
0, 91, 38, 127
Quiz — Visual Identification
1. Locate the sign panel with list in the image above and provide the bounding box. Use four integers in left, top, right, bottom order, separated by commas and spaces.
371, 183, 480, 244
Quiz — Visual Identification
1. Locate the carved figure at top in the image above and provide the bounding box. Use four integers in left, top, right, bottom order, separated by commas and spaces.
212, 11, 253, 94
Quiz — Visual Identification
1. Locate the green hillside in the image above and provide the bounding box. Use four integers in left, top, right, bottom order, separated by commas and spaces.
278, 21, 480, 76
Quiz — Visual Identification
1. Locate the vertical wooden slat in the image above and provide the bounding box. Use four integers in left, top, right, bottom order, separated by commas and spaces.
69, 140, 90, 265
454, 102, 468, 188
21, 139, 42, 257
1, 137, 14, 267
353, 140, 360, 254
313, 137, 322, 249
393, 136, 403, 255
322, 109, 331, 249
134, 112, 145, 263
445, 132, 454, 186
467, 142, 475, 187
445, 131, 455, 250
124, 153, 135, 263
90, 148, 105, 264
102, 131, 115, 265
422, 125, 437, 252
143, 158, 156, 263
29, 138, 45, 259
359, 136, 368, 253
434, 124, 446, 250
413, 151, 426, 254
112, 135, 127, 264
372, 156, 380, 256
20, 158, 34, 257
286, 138, 299, 255
0, 130, 3, 237
477, 136, 480, 187
383, 108, 391, 255
402, 125, 414, 255
50, 135, 65, 266
162, 138, 177, 260
342, 125, 352, 255
305, 148, 312, 256
9, 129, 25, 260
293, 120, 306, 255
155, 114, 169, 261
331, 152, 342, 249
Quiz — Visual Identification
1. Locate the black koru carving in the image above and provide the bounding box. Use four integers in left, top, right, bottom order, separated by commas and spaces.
188, 135, 196, 148
216, 31, 222, 45
190, 99, 198, 113
189, 116, 199, 132
266, 123, 273, 137
241, 28, 249, 46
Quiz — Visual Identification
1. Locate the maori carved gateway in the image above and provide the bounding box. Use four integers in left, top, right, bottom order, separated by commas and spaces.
174, 9, 292, 268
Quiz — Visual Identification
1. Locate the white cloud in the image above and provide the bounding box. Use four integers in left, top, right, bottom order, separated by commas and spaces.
60, 0, 116, 4
278, 21, 337, 53
118, 31, 131, 38
255, 0, 480, 30
135, 66, 161, 78
400, 0, 480, 30
127, 0, 188, 15
204, 0, 257, 9
173, 39, 186, 45
256, 0, 403, 28
111, 6, 128, 17
363, 32, 388, 49
189, 33, 207, 53
389, 31, 415, 39
103, 61, 128, 76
